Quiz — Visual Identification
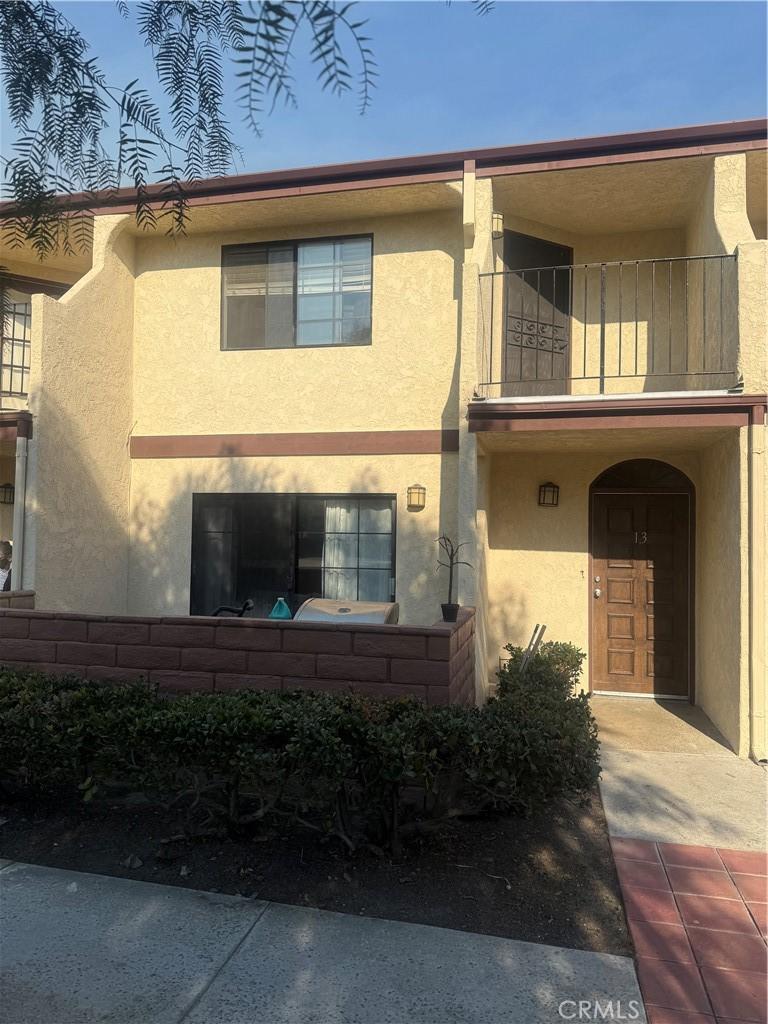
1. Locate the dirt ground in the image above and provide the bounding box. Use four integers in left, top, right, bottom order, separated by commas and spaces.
0, 787, 630, 955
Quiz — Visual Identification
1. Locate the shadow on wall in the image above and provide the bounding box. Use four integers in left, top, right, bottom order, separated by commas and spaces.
28, 389, 462, 623
128, 457, 460, 624
27, 393, 130, 614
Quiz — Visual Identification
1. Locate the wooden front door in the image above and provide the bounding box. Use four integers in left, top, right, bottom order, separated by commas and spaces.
591, 492, 691, 697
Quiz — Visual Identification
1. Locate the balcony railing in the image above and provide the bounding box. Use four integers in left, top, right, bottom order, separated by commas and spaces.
477, 255, 739, 399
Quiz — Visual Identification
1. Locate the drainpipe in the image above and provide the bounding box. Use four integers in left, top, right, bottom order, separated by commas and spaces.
11, 431, 27, 590
749, 411, 767, 763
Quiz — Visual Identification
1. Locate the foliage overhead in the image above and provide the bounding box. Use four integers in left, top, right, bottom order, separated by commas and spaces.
0, 0, 492, 258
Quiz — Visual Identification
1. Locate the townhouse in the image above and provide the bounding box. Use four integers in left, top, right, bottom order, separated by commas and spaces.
0, 119, 766, 758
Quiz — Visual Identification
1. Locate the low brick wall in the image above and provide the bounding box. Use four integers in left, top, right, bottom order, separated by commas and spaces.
0, 607, 476, 706
0, 590, 35, 609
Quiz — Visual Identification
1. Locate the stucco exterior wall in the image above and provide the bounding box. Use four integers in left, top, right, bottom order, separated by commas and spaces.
132, 210, 462, 437
735, 240, 768, 393
25, 216, 135, 613
686, 155, 756, 257
484, 448, 700, 682
128, 452, 458, 626
697, 430, 750, 756
482, 438, 754, 755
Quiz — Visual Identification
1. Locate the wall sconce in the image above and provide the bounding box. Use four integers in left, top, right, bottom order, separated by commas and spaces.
0, 483, 14, 505
538, 482, 559, 508
406, 483, 427, 512
491, 211, 504, 239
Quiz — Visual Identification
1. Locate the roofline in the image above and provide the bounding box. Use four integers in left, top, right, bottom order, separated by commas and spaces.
1, 118, 765, 217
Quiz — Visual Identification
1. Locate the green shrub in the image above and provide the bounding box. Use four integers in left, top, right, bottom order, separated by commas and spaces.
0, 654, 599, 854
496, 640, 586, 701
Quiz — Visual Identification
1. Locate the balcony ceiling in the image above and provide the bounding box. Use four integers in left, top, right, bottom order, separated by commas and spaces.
477, 424, 734, 455
492, 156, 712, 235
0, 235, 92, 283
129, 180, 463, 237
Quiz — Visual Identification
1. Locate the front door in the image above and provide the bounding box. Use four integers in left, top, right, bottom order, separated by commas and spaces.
591, 492, 690, 697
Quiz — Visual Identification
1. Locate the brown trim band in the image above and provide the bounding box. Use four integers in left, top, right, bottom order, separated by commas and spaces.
0, 411, 33, 441
467, 394, 767, 433
476, 138, 768, 178
1, 118, 764, 217
130, 429, 460, 459
0, 272, 70, 298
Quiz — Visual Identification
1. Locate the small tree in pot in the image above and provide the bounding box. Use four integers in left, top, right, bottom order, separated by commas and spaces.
437, 534, 472, 623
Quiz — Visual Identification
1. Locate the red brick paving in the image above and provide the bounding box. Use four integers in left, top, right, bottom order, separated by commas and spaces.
611, 837, 768, 1023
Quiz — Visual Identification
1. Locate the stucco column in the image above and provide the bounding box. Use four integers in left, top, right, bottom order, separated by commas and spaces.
749, 415, 767, 762
11, 431, 28, 587
457, 262, 480, 610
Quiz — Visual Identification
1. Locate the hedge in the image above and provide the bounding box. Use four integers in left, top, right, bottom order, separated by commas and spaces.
0, 643, 599, 855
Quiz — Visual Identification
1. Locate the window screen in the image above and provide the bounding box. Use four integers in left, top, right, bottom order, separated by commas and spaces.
222, 236, 372, 349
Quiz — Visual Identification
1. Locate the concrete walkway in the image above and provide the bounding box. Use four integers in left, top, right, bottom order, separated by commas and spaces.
0, 861, 645, 1024
593, 698, 768, 850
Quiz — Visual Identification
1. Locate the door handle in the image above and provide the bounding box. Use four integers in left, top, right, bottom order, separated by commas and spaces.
594, 588, 602, 598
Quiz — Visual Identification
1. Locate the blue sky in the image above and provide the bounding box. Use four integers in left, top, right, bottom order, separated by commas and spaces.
3, 1, 766, 174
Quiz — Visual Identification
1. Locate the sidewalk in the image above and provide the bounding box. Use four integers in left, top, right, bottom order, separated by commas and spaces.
0, 860, 645, 1024
594, 697, 767, 849
593, 697, 768, 1024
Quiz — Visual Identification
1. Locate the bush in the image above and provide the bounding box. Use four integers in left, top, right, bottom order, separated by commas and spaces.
0, 655, 599, 855
496, 640, 586, 701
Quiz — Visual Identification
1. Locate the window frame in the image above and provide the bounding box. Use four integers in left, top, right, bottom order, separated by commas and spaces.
190, 491, 397, 615
220, 233, 374, 352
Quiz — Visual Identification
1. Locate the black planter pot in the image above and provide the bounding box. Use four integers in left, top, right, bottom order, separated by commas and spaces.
441, 603, 460, 623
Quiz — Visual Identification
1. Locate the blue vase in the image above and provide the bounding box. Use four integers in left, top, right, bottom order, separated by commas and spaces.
269, 597, 292, 620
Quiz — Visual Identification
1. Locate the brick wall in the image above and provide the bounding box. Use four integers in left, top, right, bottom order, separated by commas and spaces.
0, 607, 476, 706
0, 591, 35, 609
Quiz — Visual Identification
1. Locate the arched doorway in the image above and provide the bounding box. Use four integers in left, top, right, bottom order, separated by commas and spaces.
590, 459, 694, 699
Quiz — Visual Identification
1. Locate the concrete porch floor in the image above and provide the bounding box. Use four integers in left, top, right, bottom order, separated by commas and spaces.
591, 696, 734, 756
592, 697, 768, 851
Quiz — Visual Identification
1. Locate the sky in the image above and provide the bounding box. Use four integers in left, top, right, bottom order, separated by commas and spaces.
2, 1, 766, 176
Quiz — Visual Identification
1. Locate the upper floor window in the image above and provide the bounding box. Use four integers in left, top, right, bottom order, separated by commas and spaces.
222, 236, 372, 350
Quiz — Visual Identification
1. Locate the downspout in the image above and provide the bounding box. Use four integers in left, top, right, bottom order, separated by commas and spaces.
11, 430, 28, 589
749, 407, 767, 762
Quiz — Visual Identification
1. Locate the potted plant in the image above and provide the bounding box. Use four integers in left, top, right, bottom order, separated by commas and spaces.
437, 534, 472, 623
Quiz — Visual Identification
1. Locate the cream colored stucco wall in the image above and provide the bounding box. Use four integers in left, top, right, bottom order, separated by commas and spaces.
686, 155, 756, 257
24, 216, 135, 612
697, 429, 749, 756
735, 240, 768, 393
482, 440, 752, 755
484, 449, 693, 680
128, 452, 457, 624
132, 209, 462, 437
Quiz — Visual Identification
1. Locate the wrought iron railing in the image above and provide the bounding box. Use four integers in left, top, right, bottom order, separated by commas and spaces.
477, 255, 739, 399
0, 300, 31, 398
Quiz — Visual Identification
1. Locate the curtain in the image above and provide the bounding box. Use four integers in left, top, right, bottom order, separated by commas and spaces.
322, 500, 358, 599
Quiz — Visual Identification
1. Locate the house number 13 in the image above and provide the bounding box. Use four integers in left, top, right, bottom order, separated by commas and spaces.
634, 531, 648, 544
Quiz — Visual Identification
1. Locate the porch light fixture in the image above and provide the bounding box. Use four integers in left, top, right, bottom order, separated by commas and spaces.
406, 483, 427, 512
0, 483, 14, 505
491, 212, 504, 239
538, 482, 559, 508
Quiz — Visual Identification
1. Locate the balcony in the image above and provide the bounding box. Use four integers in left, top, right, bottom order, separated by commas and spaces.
476, 255, 740, 400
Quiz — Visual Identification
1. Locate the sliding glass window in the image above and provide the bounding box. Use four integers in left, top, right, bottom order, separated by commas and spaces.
222, 236, 372, 350
191, 494, 395, 617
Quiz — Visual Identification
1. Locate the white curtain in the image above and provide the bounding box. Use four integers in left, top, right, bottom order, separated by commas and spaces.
322, 500, 357, 599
